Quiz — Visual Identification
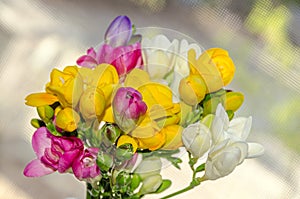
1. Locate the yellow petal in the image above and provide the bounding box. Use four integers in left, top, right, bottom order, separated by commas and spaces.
161, 125, 183, 150
25, 93, 58, 107
94, 64, 119, 87
188, 49, 224, 93
56, 107, 80, 132
100, 105, 115, 123
138, 83, 173, 110
124, 68, 150, 89
117, 135, 138, 153
137, 130, 166, 151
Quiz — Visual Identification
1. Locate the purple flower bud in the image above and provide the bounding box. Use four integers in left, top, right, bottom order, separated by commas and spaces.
23, 127, 84, 177
72, 148, 101, 181
105, 15, 132, 47
113, 87, 147, 132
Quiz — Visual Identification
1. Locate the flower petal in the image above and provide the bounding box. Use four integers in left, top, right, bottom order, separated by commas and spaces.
25, 93, 58, 107
23, 159, 54, 177
228, 116, 252, 141
32, 127, 51, 159
211, 104, 229, 144
58, 149, 82, 173
105, 15, 132, 47
76, 55, 98, 68
247, 142, 264, 158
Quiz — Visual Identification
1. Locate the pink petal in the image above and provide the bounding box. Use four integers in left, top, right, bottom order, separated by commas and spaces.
76, 55, 98, 68
23, 159, 54, 177
32, 127, 51, 159
86, 47, 96, 57
58, 149, 82, 173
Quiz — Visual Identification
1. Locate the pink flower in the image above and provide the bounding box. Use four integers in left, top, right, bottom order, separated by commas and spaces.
72, 148, 101, 181
76, 43, 143, 77
113, 87, 147, 132
23, 127, 84, 177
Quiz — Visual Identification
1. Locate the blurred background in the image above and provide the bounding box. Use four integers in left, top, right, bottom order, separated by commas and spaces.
1, 0, 300, 198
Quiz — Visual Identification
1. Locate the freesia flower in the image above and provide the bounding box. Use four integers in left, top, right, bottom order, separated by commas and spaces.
204, 139, 248, 180
142, 34, 179, 80
24, 127, 84, 177
179, 74, 207, 106
77, 43, 143, 78
105, 15, 132, 47
55, 107, 80, 132
72, 148, 101, 182
203, 104, 264, 180
210, 104, 264, 158
182, 122, 211, 158
112, 87, 147, 133
46, 66, 83, 108
79, 87, 106, 122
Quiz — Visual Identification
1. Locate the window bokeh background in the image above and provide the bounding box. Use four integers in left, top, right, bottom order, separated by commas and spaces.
0, 0, 299, 198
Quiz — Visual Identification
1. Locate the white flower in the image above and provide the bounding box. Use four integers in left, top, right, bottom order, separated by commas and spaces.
142, 34, 179, 80
204, 104, 264, 180
182, 122, 211, 158
205, 139, 248, 180
211, 104, 264, 158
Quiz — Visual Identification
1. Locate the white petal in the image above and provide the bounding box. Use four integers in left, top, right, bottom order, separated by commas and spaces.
215, 104, 229, 129
228, 116, 252, 141
247, 142, 264, 158
211, 104, 229, 144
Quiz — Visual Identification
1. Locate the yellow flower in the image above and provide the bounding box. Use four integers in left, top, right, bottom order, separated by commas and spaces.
46, 66, 83, 108
79, 87, 106, 122
25, 93, 58, 107
161, 125, 183, 150
179, 74, 207, 106
188, 48, 235, 93
117, 135, 138, 153
78, 64, 119, 123
55, 107, 80, 132
205, 48, 235, 87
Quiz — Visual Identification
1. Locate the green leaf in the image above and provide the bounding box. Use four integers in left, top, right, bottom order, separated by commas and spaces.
167, 157, 182, 169
97, 152, 113, 171
155, 179, 172, 193
195, 163, 205, 173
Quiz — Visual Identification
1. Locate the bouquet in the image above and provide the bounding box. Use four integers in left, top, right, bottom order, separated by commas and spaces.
24, 16, 264, 198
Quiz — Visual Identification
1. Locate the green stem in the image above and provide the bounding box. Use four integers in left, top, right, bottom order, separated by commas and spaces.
160, 184, 195, 199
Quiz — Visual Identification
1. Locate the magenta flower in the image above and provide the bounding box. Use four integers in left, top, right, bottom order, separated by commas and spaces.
23, 127, 84, 177
105, 15, 132, 47
76, 43, 143, 77
113, 87, 147, 132
72, 148, 101, 181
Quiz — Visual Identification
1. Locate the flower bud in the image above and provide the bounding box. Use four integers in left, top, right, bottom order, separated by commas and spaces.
56, 108, 80, 132
30, 118, 45, 128
205, 48, 235, 86
182, 122, 211, 158
138, 174, 162, 195
37, 105, 54, 122
113, 87, 147, 132
205, 139, 248, 180
179, 74, 206, 106
105, 15, 132, 47
224, 92, 244, 112
79, 87, 106, 122
135, 157, 162, 179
